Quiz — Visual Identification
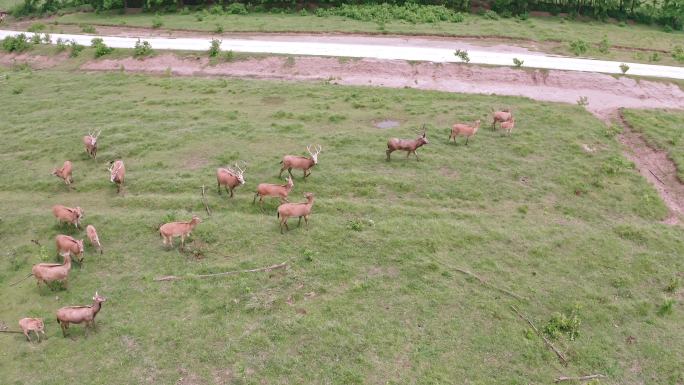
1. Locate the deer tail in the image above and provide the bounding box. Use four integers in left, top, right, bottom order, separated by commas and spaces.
9, 273, 33, 287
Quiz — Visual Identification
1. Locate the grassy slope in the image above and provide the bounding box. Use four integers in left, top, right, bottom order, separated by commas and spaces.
622, 109, 684, 180
52, 12, 684, 57
0, 0, 19, 10
0, 68, 682, 384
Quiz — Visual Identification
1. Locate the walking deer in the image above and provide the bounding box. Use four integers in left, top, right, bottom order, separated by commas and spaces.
52, 205, 84, 228
108, 160, 125, 194
51, 161, 73, 186
500, 117, 515, 135
254, 176, 294, 209
449, 120, 481, 145
55, 234, 85, 264
491, 109, 513, 129
56, 292, 106, 337
217, 162, 246, 198
277, 192, 315, 234
18, 318, 45, 342
159, 216, 202, 249
31, 254, 72, 289
83, 130, 101, 159
86, 225, 103, 254
279, 145, 322, 179
386, 128, 428, 161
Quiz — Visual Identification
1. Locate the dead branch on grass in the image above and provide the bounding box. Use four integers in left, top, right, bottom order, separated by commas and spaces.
510, 305, 568, 366
554, 374, 606, 383
154, 261, 287, 282
648, 169, 666, 185
455, 268, 526, 301
201, 185, 211, 217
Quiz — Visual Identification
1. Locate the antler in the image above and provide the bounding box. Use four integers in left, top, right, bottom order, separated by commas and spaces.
94, 129, 101, 139
307, 144, 322, 156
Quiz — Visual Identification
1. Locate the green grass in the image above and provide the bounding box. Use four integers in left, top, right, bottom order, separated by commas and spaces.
0, 67, 683, 384
622, 109, 684, 180
0, 0, 20, 11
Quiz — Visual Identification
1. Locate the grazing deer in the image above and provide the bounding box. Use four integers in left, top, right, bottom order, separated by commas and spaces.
449, 120, 481, 145
55, 235, 85, 264
386, 128, 429, 161
31, 254, 72, 289
217, 162, 246, 198
159, 216, 202, 249
51, 161, 73, 186
277, 192, 315, 234
18, 318, 45, 343
108, 160, 125, 194
86, 225, 103, 254
83, 130, 101, 159
491, 109, 513, 129
279, 144, 322, 179
56, 292, 106, 337
52, 205, 84, 228
253, 176, 294, 209
500, 117, 515, 135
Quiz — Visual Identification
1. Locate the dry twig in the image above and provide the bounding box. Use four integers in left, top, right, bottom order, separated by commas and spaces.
154, 261, 287, 282
554, 374, 606, 383
511, 305, 568, 366
201, 185, 211, 217
455, 268, 526, 301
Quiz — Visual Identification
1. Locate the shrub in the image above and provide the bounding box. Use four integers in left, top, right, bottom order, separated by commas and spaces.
315, 4, 464, 24
42, 33, 51, 44
11, 0, 39, 17
209, 4, 223, 15
649, 52, 661, 62
543, 308, 581, 340
152, 14, 163, 29
577, 96, 589, 106
223, 50, 235, 61
2, 34, 31, 53
214, 24, 224, 33
195, 12, 204, 22
30, 33, 41, 44
598, 36, 610, 54
569, 39, 589, 56
299, 8, 308, 16
80, 24, 96, 33
663, 24, 673, 32
454, 49, 470, 63
55, 37, 67, 52
657, 299, 675, 316
513, 57, 524, 67
226, 2, 248, 15
619, 63, 629, 74
672, 46, 684, 62
134, 39, 153, 58
27, 22, 45, 32
483, 10, 499, 20
69, 40, 84, 57
91, 37, 113, 58
209, 38, 221, 57
665, 276, 680, 293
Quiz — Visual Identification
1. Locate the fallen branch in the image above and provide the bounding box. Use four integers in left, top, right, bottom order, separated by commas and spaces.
30, 239, 41, 247
648, 169, 666, 185
0, 330, 24, 334
511, 305, 568, 366
154, 261, 288, 282
201, 185, 211, 217
455, 268, 526, 301
554, 374, 606, 383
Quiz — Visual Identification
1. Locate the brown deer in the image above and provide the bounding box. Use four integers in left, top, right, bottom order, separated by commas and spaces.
55, 235, 85, 264
491, 109, 513, 129
277, 192, 315, 234
279, 144, 322, 179
51, 161, 73, 186
449, 120, 481, 145
31, 254, 72, 289
83, 130, 101, 159
86, 225, 103, 254
52, 205, 84, 228
56, 292, 106, 337
386, 128, 429, 161
159, 216, 202, 249
18, 318, 46, 342
108, 160, 125, 194
500, 117, 515, 135
253, 176, 294, 209
217, 162, 246, 198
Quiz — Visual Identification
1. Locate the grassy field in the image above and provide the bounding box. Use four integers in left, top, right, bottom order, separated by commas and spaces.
622, 109, 684, 181
0, 0, 20, 10
0, 66, 683, 384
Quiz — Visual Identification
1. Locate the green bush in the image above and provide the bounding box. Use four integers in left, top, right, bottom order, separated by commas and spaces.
209, 4, 223, 14
80, 23, 96, 33
209, 38, 221, 57
27, 22, 45, 32
569, 39, 589, 56
316, 4, 465, 24
226, 2, 248, 15
513, 57, 524, 67
672, 46, 684, 62
134, 39, 153, 58
543, 308, 581, 340
69, 40, 84, 57
598, 36, 610, 53
91, 37, 113, 58
619, 63, 630, 74
152, 14, 163, 28
214, 24, 224, 33
454, 49, 470, 63
483, 10, 499, 20
2, 34, 31, 53
55, 37, 67, 52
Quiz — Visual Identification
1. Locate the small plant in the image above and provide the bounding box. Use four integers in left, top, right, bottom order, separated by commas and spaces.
27, 22, 45, 32
483, 10, 499, 20
134, 39, 153, 58
2, 34, 31, 53
42, 33, 51, 44
55, 37, 67, 52
209, 4, 223, 15
513, 57, 524, 67
284, 56, 296, 67
195, 13, 204, 22
663, 24, 673, 33
208, 39, 221, 58
226, 2, 248, 15
30, 33, 41, 45
598, 36, 610, 54
214, 24, 224, 33
569, 39, 589, 56
299, 8, 308, 16
577, 96, 589, 106
91, 38, 113, 58
454, 49, 470, 63
665, 276, 680, 293
152, 14, 163, 29
543, 308, 581, 340
619, 63, 629, 74
672, 46, 684, 63
223, 49, 235, 62
656, 298, 675, 316
80, 24, 96, 34
68, 40, 84, 57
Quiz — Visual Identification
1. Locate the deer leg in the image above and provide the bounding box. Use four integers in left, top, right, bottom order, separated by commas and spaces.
414, 151, 420, 161
229, 187, 234, 198
253, 192, 258, 204
288, 168, 294, 178
23, 331, 30, 342
283, 220, 289, 232
386, 149, 392, 161
180, 234, 185, 249
465, 136, 469, 145
280, 218, 285, 234
304, 215, 309, 229
298, 216, 302, 227
217, 181, 221, 195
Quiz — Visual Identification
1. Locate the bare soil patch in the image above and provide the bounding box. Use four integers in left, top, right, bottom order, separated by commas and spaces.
0, 52, 67, 69
374, 120, 400, 129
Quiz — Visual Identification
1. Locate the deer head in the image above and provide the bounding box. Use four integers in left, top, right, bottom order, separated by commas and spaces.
307, 144, 322, 165
93, 291, 106, 303
227, 161, 246, 185
88, 130, 101, 145
417, 126, 428, 145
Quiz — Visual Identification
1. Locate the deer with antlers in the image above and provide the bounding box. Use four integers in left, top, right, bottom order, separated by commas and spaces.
279, 144, 322, 179
51, 161, 73, 186
217, 161, 246, 198
254, 176, 294, 209
386, 127, 429, 161
159, 216, 202, 249
82, 130, 101, 159
108, 160, 125, 194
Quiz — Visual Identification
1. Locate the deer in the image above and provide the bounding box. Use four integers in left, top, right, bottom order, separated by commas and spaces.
500, 117, 515, 135
52, 205, 84, 228
56, 292, 106, 337
253, 176, 294, 209
491, 109, 513, 129
55, 234, 85, 264
159, 216, 202, 249
86, 225, 103, 254
18, 318, 46, 343
108, 160, 125, 194
83, 130, 101, 159
51, 161, 73, 186
449, 120, 481, 145
279, 144, 322, 179
217, 161, 246, 198
31, 254, 72, 289
386, 127, 428, 161
277, 192, 315, 234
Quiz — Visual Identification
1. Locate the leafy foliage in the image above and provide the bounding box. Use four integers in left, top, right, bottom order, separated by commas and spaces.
543, 308, 581, 340
208, 38, 221, 58
454, 49, 470, 63
91, 37, 114, 58
2, 34, 31, 53
133, 39, 153, 58
315, 3, 466, 24
569, 39, 589, 56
